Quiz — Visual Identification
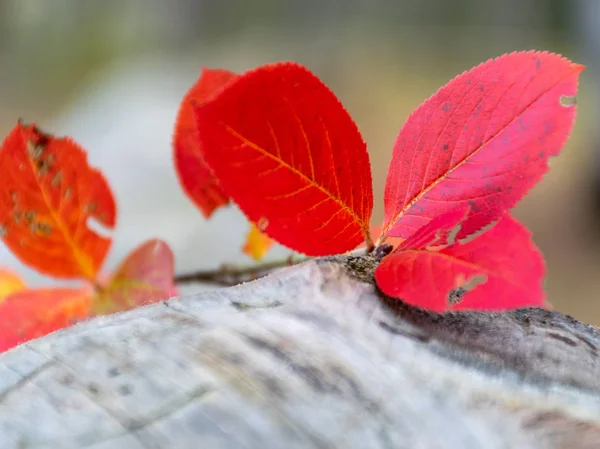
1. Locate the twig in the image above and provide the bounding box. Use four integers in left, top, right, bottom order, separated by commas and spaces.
174, 255, 310, 287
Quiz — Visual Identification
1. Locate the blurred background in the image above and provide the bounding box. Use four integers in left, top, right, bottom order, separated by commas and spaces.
1, 0, 600, 322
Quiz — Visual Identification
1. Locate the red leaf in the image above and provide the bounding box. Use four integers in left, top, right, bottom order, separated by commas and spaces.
0, 287, 92, 352
92, 239, 176, 315
173, 68, 238, 218
375, 210, 545, 312
381, 51, 584, 241
194, 62, 373, 255
0, 123, 117, 279
394, 204, 470, 252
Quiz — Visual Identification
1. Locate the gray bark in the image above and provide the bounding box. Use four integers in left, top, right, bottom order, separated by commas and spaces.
2, 255, 600, 448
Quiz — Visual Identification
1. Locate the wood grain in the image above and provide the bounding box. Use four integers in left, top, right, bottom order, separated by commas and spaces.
1, 255, 600, 448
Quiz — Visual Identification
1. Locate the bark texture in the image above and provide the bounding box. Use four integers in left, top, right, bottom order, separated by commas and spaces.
2, 255, 600, 449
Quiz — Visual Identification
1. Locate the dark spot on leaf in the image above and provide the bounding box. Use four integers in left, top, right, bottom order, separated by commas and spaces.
442, 103, 451, 112
84, 202, 97, 214
107, 367, 120, 378
27, 141, 44, 160
448, 287, 467, 305
87, 383, 100, 395
443, 144, 449, 150
0, 225, 6, 238
36, 223, 52, 236
448, 274, 487, 307
36, 154, 55, 176
51, 171, 63, 188
64, 188, 73, 200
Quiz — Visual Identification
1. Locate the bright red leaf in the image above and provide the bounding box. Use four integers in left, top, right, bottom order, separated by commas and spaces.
381, 51, 584, 242
0, 123, 117, 279
375, 209, 546, 312
173, 68, 238, 218
92, 239, 176, 315
194, 62, 374, 256
394, 204, 471, 252
0, 287, 92, 352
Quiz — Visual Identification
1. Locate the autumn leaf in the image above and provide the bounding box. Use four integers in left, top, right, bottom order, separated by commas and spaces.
0, 123, 117, 279
0, 287, 92, 352
393, 205, 471, 252
243, 221, 275, 260
194, 62, 373, 256
380, 51, 584, 242
375, 208, 546, 312
173, 68, 238, 218
92, 239, 176, 315
0, 268, 25, 301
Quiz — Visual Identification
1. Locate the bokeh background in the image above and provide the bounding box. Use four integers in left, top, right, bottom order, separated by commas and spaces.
1, 0, 600, 322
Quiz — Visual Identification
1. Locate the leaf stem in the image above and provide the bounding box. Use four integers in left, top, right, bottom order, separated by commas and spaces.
174, 255, 310, 287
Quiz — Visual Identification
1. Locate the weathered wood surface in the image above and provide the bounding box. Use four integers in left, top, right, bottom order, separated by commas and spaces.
2, 255, 600, 448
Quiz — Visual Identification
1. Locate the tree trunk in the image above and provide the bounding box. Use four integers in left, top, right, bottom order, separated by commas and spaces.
2, 255, 600, 449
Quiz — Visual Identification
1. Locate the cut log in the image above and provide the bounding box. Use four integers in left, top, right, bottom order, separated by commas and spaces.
2, 255, 600, 448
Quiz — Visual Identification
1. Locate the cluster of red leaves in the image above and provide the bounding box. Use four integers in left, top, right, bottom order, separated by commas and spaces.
0, 124, 177, 352
0, 50, 584, 353
174, 51, 583, 312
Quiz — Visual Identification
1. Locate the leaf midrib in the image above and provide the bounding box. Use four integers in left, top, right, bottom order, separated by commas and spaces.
224, 124, 371, 240
23, 137, 96, 279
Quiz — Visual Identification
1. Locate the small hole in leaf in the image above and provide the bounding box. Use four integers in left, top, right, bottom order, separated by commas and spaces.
86, 216, 112, 239
560, 95, 577, 107
444, 222, 462, 247
448, 274, 487, 306
459, 220, 499, 245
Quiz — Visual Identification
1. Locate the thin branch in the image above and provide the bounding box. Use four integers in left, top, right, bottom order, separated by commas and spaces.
174, 255, 310, 287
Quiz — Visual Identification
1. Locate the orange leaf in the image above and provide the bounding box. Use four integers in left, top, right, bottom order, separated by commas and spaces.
0, 123, 117, 279
0, 268, 26, 301
194, 62, 374, 256
243, 222, 275, 260
0, 287, 92, 352
92, 239, 176, 315
173, 68, 238, 218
